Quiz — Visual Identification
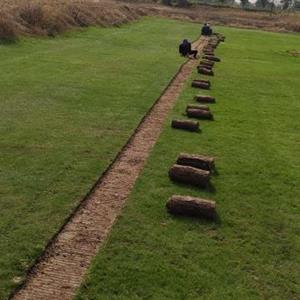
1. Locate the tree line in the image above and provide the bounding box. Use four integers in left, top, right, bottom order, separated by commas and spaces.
162, 0, 300, 13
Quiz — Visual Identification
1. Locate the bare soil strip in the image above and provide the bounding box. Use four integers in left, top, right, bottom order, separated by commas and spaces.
11, 37, 207, 300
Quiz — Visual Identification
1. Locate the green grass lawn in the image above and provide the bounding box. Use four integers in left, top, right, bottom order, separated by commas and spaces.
0, 18, 201, 299
76, 27, 300, 299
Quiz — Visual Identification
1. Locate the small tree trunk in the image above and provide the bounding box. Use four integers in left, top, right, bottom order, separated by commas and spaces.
176, 153, 215, 171
194, 95, 216, 103
166, 195, 216, 219
168, 164, 210, 188
186, 108, 213, 120
171, 119, 199, 132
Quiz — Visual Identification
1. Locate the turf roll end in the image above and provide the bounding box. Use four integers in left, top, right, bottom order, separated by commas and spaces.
203, 55, 221, 62
194, 95, 216, 103
171, 119, 200, 132
168, 164, 210, 188
176, 153, 215, 171
203, 51, 215, 56
186, 108, 213, 120
191, 80, 210, 89
198, 67, 214, 76
199, 60, 215, 66
166, 195, 216, 219
198, 64, 213, 71
186, 104, 210, 111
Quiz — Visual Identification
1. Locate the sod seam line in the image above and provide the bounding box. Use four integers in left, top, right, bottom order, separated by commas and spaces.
10, 36, 208, 300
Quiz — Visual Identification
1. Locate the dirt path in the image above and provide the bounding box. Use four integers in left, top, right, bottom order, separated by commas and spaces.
11, 37, 208, 300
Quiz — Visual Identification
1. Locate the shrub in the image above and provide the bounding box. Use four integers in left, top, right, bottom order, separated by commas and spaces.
19, 3, 44, 26
0, 12, 18, 43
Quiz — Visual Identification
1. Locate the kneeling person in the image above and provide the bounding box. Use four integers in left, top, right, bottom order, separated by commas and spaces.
201, 23, 212, 36
179, 39, 198, 59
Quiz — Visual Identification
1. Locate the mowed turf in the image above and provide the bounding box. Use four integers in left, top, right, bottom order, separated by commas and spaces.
76, 27, 300, 299
0, 18, 201, 298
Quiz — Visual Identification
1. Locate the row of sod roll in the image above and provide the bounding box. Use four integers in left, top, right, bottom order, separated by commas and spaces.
169, 32, 225, 220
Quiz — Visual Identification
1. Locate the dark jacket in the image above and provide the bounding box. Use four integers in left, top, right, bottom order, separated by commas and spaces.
179, 41, 191, 56
202, 25, 212, 36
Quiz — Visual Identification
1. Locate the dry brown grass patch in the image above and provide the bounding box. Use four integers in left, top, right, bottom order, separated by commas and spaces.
1, 0, 300, 42
0, 12, 18, 42
0, 0, 144, 41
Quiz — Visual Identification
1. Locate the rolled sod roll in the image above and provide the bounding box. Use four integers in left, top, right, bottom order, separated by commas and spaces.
203, 52, 215, 58
198, 64, 214, 70
198, 64, 212, 71
171, 119, 199, 132
176, 153, 215, 171
191, 80, 210, 89
169, 164, 210, 188
204, 46, 215, 50
166, 195, 216, 219
198, 67, 214, 76
203, 48, 214, 54
215, 33, 225, 42
203, 55, 221, 62
207, 43, 217, 48
186, 108, 213, 120
203, 45, 214, 50
194, 95, 216, 103
186, 104, 210, 111
194, 79, 211, 86
203, 51, 214, 56
203, 51, 215, 56
200, 60, 214, 66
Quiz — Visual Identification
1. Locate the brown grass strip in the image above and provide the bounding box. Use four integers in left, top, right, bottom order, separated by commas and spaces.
0, 0, 144, 41
1, 0, 300, 42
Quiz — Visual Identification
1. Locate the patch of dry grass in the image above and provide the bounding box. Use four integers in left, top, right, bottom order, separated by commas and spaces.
0, 0, 145, 41
1, 0, 300, 41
